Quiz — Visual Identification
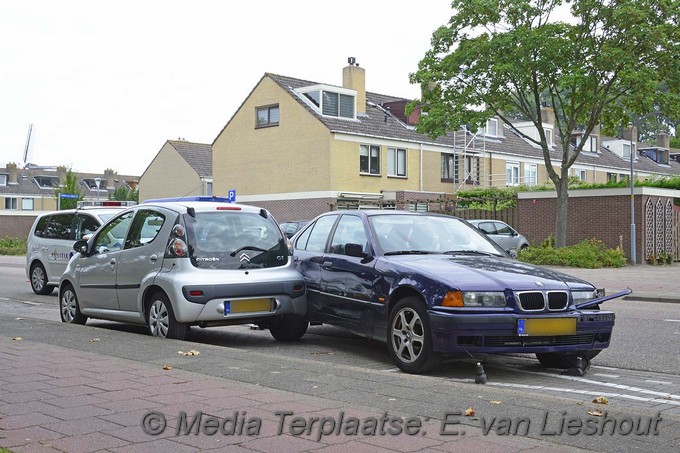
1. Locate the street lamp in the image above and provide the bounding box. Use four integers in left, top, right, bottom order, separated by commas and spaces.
94, 177, 101, 205
628, 123, 636, 265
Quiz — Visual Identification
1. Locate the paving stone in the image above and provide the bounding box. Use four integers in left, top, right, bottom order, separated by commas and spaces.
47, 431, 130, 453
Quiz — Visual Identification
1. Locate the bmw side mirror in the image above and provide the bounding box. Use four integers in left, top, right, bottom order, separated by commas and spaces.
345, 243, 365, 258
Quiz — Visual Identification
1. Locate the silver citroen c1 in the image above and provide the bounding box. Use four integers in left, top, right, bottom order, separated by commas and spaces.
58, 196, 308, 342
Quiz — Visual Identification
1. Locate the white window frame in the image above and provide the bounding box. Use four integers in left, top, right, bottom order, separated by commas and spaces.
0, 174, 7, 186
441, 154, 454, 180
573, 168, 587, 182
4, 197, 18, 210
506, 162, 520, 186
387, 147, 407, 177
360, 144, 381, 175
482, 118, 498, 136
622, 143, 635, 159
21, 198, 34, 210
545, 128, 553, 146
524, 163, 537, 186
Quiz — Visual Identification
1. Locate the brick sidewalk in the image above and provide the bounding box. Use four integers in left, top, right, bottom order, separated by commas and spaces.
0, 338, 589, 453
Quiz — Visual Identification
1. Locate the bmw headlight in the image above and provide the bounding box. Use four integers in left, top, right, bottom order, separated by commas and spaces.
442, 291, 506, 307
464, 292, 506, 307
571, 290, 597, 305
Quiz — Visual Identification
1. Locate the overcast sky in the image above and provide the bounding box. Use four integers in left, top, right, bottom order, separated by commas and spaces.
0, 0, 456, 177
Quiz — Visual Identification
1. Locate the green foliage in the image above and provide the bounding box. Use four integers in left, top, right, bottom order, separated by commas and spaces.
0, 237, 27, 255
110, 186, 139, 202
53, 168, 83, 209
409, 0, 680, 247
517, 238, 627, 268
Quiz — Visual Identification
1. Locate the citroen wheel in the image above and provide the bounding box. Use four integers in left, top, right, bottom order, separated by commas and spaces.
60, 284, 87, 325
147, 292, 187, 340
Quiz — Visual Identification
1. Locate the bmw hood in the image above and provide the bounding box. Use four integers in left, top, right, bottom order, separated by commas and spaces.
384, 255, 595, 291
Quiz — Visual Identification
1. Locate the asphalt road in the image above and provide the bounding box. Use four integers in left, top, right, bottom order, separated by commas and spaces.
3, 259, 680, 451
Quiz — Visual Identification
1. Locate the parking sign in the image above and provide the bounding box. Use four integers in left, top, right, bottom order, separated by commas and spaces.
227, 189, 236, 202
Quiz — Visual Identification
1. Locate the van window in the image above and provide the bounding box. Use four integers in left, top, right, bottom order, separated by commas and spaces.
43, 214, 74, 240
33, 215, 51, 237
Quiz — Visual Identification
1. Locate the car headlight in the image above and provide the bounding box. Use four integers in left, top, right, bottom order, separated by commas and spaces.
571, 290, 597, 305
442, 291, 506, 307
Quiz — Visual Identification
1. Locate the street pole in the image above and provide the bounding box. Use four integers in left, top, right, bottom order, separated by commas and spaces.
629, 123, 636, 265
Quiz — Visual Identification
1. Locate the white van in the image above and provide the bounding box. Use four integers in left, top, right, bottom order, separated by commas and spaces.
26, 207, 124, 294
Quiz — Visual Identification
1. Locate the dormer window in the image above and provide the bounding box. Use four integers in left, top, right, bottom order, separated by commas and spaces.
83, 178, 105, 190
622, 143, 635, 160
298, 85, 356, 119
570, 134, 597, 152
34, 176, 59, 188
480, 118, 499, 136
0, 174, 6, 186
641, 148, 669, 165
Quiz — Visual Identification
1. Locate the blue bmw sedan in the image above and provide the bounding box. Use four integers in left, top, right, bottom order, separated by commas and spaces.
292, 210, 630, 374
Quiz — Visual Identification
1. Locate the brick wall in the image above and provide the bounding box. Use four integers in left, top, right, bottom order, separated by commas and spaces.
0, 214, 37, 239
239, 198, 337, 223
517, 191, 678, 264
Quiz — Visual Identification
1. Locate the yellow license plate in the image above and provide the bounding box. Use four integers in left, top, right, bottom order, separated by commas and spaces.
518, 318, 576, 336
225, 298, 274, 315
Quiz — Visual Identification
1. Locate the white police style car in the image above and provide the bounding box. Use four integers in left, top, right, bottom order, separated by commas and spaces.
26, 206, 127, 295
58, 196, 308, 341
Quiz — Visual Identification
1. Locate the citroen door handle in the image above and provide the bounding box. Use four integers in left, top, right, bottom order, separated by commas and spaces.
149, 254, 158, 263
321, 261, 333, 269
109, 258, 116, 267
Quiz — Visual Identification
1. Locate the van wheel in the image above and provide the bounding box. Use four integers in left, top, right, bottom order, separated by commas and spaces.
387, 297, 441, 373
60, 284, 87, 325
269, 315, 308, 342
147, 293, 187, 340
30, 263, 53, 295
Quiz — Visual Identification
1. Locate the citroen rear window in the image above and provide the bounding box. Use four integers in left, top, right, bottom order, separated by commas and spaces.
184, 211, 288, 269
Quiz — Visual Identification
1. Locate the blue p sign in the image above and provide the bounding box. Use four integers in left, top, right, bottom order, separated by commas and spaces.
227, 189, 236, 202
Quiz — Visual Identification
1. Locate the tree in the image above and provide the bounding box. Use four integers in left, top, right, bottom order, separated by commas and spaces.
110, 186, 139, 202
409, 0, 680, 247
53, 168, 83, 210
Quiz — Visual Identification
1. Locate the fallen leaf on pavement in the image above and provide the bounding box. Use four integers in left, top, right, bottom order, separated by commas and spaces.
465, 407, 475, 417
89, 338, 100, 343
665, 395, 673, 400
490, 400, 501, 405
592, 396, 608, 404
178, 350, 200, 356
12, 337, 21, 341
162, 365, 173, 370
15, 317, 24, 320
587, 409, 603, 417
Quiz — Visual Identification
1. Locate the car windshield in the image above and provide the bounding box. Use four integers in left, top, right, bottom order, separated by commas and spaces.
370, 214, 504, 256
184, 211, 288, 269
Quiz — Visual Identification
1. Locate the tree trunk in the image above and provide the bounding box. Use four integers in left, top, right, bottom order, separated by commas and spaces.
554, 175, 569, 248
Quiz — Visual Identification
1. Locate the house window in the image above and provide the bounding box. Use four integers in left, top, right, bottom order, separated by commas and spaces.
21, 198, 34, 210
506, 162, 520, 186
641, 149, 669, 164
480, 118, 498, 136
34, 176, 60, 188
256, 105, 279, 128
573, 168, 587, 182
360, 145, 380, 175
441, 154, 454, 181
387, 148, 406, 177
606, 173, 617, 183
0, 174, 6, 186
524, 164, 537, 186
4, 197, 18, 210
622, 143, 634, 159
619, 173, 629, 182
322, 92, 354, 118
206, 181, 213, 196
545, 129, 553, 146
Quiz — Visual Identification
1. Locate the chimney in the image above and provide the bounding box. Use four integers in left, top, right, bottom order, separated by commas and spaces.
342, 57, 365, 115
6, 162, 18, 185
540, 106, 555, 126
104, 168, 115, 189
623, 124, 638, 142
657, 132, 670, 149
57, 165, 68, 186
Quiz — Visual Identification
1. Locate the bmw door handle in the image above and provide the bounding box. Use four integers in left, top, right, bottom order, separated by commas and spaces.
149, 254, 158, 263
321, 261, 333, 269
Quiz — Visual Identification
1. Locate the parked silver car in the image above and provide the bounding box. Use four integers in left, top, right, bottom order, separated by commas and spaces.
467, 219, 529, 253
58, 197, 308, 341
